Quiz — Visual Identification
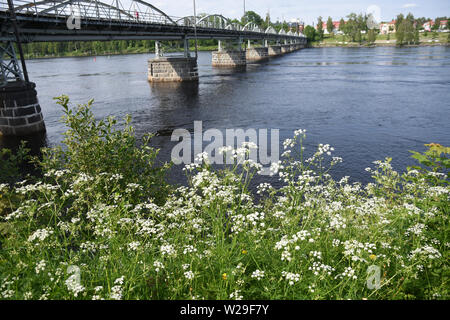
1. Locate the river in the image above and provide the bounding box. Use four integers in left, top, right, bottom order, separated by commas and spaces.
1, 46, 449, 187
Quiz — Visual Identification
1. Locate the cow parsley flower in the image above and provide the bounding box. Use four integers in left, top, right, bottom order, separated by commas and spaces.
184, 271, 195, 280
251, 270, 265, 280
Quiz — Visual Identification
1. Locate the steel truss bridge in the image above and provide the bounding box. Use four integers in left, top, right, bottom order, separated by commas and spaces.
0, 0, 305, 42
0, 0, 307, 136
1, 0, 306, 86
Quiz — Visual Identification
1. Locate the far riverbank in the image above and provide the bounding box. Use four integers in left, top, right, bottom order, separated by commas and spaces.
310, 41, 449, 48
23, 45, 218, 61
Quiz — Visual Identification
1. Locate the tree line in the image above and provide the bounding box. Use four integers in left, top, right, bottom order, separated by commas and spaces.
303, 12, 449, 45
21, 39, 219, 59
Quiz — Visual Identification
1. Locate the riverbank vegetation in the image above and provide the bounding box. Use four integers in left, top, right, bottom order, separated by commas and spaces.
21, 39, 220, 60
0, 97, 448, 300
307, 12, 450, 47
308, 32, 449, 48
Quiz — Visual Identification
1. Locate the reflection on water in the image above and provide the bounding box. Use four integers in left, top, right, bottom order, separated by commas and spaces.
1, 46, 449, 187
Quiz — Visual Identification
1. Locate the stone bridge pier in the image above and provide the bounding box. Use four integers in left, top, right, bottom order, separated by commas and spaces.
148, 39, 199, 82
146, 35, 306, 83
212, 39, 246, 67
0, 81, 46, 136
281, 45, 291, 54
148, 57, 198, 82
268, 45, 282, 56
246, 47, 269, 61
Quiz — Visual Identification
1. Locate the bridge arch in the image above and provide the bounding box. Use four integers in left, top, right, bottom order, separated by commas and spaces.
242, 22, 261, 33
196, 14, 230, 28
14, 0, 177, 25
176, 14, 237, 31
265, 26, 277, 34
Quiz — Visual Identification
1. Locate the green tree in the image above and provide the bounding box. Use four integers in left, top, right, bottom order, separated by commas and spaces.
396, 22, 405, 45
395, 14, 404, 32
404, 14, 415, 44
368, 29, 376, 44
303, 25, 317, 42
344, 13, 360, 42
414, 30, 420, 44
339, 18, 345, 34
242, 10, 264, 27
317, 16, 324, 40
355, 30, 362, 43
327, 16, 334, 36
357, 13, 368, 33
396, 17, 415, 46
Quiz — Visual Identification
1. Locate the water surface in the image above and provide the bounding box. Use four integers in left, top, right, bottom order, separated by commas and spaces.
2, 46, 449, 186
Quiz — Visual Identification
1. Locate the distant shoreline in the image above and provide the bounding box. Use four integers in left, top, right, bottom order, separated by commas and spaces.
24, 47, 216, 61
310, 42, 449, 48
24, 42, 449, 61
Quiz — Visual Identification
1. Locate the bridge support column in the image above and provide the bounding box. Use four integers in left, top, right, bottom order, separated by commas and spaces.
155, 41, 163, 58
246, 47, 269, 61
268, 45, 282, 56
212, 38, 246, 67
0, 81, 46, 136
148, 57, 198, 82
183, 37, 191, 58
212, 51, 246, 67
281, 45, 290, 54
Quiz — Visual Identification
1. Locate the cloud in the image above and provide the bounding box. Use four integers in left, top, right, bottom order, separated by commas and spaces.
402, 3, 418, 8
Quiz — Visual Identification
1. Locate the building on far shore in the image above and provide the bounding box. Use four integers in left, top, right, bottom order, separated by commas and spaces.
380, 20, 396, 34
423, 20, 434, 31
316, 21, 343, 34
422, 20, 448, 32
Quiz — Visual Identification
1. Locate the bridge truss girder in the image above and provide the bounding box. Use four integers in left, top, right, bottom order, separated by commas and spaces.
0, 1, 307, 44
0, 41, 24, 86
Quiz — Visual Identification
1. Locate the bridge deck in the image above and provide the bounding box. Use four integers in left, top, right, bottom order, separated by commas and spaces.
0, 12, 306, 43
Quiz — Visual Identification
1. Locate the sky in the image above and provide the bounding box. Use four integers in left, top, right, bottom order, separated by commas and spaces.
146, 0, 450, 25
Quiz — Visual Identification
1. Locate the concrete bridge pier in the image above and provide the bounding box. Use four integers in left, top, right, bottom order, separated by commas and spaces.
212, 38, 246, 68
148, 39, 199, 82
